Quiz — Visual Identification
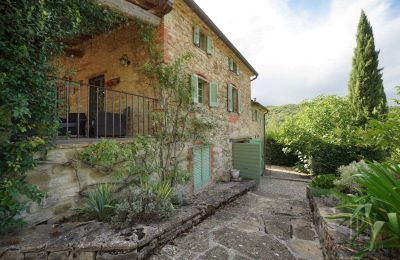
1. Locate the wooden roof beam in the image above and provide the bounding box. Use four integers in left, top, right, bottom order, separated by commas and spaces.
96, 0, 161, 26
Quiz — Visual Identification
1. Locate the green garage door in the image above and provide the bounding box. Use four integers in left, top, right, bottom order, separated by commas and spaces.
193, 146, 211, 191
233, 142, 262, 180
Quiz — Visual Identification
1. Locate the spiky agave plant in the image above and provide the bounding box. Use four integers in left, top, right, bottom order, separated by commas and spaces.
329, 162, 400, 257
79, 183, 116, 221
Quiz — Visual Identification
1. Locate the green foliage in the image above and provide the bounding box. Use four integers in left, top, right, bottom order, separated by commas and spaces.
329, 162, 400, 255
0, 0, 126, 234
362, 87, 400, 162
265, 104, 299, 131
141, 50, 215, 184
275, 96, 383, 174
141, 180, 175, 201
334, 160, 368, 193
265, 130, 298, 167
78, 183, 116, 221
348, 10, 388, 125
112, 187, 174, 227
79, 139, 138, 178
310, 174, 338, 189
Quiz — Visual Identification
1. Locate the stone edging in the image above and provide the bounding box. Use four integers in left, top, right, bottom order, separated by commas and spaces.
306, 187, 354, 260
0, 181, 257, 260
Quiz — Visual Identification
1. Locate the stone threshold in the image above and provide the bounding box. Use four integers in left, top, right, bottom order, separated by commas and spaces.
0, 180, 257, 260
307, 187, 393, 260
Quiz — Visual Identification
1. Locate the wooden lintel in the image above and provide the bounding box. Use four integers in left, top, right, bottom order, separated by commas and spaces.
96, 0, 161, 26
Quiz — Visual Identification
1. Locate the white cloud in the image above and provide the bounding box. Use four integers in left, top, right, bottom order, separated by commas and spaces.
195, 0, 400, 105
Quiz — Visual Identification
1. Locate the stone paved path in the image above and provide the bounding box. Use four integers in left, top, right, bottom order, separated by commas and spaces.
150, 171, 324, 260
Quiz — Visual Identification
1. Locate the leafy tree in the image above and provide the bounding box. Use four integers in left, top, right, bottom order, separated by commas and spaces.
348, 10, 388, 125
363, 86, 400, 162
277, 96, 383, 174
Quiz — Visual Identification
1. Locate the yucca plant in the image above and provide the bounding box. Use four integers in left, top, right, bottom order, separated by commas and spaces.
329, 162, 400, 257
79, 183, 116, 221
141, 179, 175, 201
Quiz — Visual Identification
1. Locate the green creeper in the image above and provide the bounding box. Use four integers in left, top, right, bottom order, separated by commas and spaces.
348, 10, 388, 126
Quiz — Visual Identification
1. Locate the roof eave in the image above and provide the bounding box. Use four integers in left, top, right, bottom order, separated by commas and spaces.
184, 0, 258, 77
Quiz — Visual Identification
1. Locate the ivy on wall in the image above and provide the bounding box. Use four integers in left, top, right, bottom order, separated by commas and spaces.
0, 0, 127, 235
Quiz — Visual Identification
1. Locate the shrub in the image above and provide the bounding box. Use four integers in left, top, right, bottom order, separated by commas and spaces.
112, 187, 174, 227
334, 160, 368, 192
330, 162, 400, 256
363, 87, 400, 162
275, 96, 384, 174
78, 184, 116, 221
310, 174, 338, 189
265, 131, 298, 167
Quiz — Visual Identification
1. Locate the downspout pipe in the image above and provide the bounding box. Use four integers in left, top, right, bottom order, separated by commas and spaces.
251, 74, 258, 82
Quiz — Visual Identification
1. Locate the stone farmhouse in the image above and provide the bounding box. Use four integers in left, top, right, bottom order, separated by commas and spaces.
25, 0, 268, 225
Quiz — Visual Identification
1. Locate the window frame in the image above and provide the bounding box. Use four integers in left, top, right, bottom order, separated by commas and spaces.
228, 84, 240, 113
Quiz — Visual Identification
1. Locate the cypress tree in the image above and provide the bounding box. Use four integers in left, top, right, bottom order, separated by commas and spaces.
348, 10, 388, 125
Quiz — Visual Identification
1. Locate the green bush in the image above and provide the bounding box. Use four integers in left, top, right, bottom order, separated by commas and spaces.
273, 96, 384, 174
310, 174, 338, 189
363, 87, 400, 162
330, 162, 400, 256
265, 131, 298, 167
334, 160, 368, 192
78, 183, 116, 221
79, 140, 138, 178
112, 186, 174, 227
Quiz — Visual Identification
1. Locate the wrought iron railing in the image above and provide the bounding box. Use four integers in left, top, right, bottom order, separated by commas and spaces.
55, 78, 158, 138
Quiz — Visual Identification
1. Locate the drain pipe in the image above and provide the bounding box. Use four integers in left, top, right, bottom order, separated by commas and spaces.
251, 74, 258, 81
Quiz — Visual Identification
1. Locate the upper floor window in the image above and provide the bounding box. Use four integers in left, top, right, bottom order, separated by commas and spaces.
228, 58, 240, 75
191, 74, 219, 107
227, 84, 242, 114
194, 25, 214, 55
252, 109, 259, 122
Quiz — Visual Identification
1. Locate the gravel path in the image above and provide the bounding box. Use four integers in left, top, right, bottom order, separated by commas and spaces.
149, 172, 324, 260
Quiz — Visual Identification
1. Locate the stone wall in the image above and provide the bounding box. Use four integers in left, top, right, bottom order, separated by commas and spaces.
32, 0, 265, 225
162, 0, 262, 181
23, 141, 127, 226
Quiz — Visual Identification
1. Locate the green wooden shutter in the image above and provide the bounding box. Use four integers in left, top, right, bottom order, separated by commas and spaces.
229, 58, 234, 71
193, 147, 202, 191
227, 84, 233, 112
191, 74, 199, 103
233, 143, 262, 180
250, 139, 264, 176
238, 90, 242, 114
193, 25, 200, 46
209, 82, 218, 107
207, 36, 214, 55
235, 65, 240, 75
201, 146, 211, 185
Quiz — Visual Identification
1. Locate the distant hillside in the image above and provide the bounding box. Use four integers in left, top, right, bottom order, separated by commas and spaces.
266, 104, 299, 130
265, 105, 399, 131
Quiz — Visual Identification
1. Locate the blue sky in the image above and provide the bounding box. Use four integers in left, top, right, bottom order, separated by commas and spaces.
195, 0, 400, 105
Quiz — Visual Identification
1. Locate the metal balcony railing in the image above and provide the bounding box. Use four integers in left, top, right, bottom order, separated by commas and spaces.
56, 78, 158, 139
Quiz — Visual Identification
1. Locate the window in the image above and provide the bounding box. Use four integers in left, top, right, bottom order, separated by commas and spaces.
198, 78, 206, 104
191, 74, 218, 107
229, 58, 240, 75
193, 25, 214, 55
199, 31, 207, 52
252, 109, 258, 121
227, 84, 241, 113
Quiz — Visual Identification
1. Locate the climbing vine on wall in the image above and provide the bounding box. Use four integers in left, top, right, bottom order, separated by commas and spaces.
0, 0, 127, 234
133, 20, 215, 185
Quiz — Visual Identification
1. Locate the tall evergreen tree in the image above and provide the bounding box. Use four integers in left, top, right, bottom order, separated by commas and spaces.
348, 10, 387, 125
